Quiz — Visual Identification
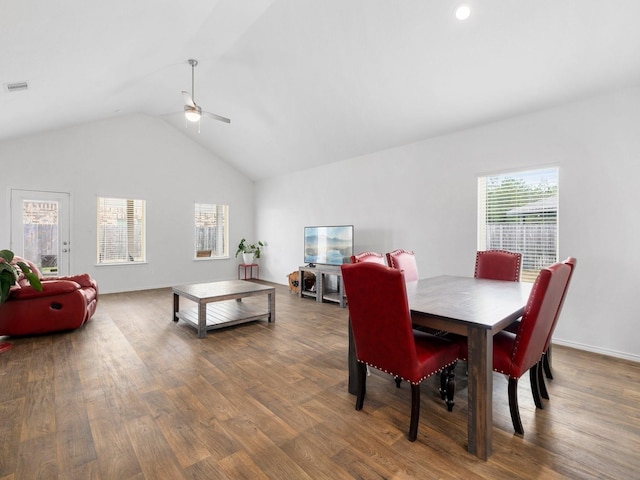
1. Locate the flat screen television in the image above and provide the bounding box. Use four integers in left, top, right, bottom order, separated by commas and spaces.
304, 225, 354, 266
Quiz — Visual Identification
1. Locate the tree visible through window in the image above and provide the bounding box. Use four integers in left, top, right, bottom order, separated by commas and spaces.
194, 203, 228, 258
97, 197, 146, 264
478, 167, 558, 282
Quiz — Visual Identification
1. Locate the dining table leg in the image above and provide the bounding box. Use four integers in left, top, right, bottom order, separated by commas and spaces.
466, 326, 493, 460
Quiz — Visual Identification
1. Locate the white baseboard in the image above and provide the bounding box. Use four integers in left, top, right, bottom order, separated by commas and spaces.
553, 339, 640, 363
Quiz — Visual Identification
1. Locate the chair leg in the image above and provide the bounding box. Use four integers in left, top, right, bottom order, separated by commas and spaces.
529, 364, 544, 409
543, 345, 554, 379
439, 369, 448, 400
445, 366, 456, 412
409, 383, 420, 442
508, 377, 525, 435
538, 359, 549, 400
355, 362, 367, 411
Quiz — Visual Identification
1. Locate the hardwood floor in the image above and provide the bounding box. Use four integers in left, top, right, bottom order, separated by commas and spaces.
1, 281, 639, 479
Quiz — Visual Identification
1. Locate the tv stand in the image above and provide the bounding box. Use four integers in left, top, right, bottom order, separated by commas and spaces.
298, 264, 346, 308
307, 263, 316, 268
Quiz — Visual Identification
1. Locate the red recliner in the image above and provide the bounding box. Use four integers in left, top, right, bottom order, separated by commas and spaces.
0, 257, 98, 336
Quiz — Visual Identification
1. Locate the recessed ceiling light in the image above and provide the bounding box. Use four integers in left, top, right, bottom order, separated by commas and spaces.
455, 5, 471, 21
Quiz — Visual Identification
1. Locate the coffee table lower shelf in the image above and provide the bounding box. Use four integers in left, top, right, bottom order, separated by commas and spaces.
175, 300, 271, 332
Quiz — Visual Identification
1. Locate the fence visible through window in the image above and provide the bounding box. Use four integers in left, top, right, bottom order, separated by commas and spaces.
485, 223, 557, 282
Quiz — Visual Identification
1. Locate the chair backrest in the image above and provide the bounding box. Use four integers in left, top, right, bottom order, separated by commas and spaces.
474, 250, 522, 282
385, 249, 419, 282
12, 256, 44, 285
510, 261, 572, 377
341, 262, 420, 380
543, 257, 577, 351
350, 251, 386, 265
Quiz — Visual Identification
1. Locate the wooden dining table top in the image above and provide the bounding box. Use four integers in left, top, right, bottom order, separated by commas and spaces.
405, 275, 532, 334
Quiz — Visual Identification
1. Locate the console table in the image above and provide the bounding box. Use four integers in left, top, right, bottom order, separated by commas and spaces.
298, 264, 346, 308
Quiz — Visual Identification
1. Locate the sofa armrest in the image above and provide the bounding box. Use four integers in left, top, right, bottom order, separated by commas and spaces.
43, 273, 96, 289
10, 280, 81, 300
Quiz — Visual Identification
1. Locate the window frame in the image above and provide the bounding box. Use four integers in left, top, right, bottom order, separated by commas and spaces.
96, 196, 146, 265
477, 167, 559, 282
194, 203, 229, 260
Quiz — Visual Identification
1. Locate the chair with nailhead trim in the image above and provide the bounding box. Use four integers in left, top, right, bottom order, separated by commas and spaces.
341, 262, 463, 441
350, 251, 386, 265
475, 249, 522, 282
459, 261, 572, 435
386, 249, 419, 282
502, 257, 576, 402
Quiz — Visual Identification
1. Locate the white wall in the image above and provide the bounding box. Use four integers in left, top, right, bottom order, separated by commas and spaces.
2, 90, 638, 361
255, 86, 640, 361
0, 113, 255, 293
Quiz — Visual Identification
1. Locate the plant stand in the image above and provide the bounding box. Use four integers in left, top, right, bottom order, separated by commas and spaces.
238, 264, 259, 280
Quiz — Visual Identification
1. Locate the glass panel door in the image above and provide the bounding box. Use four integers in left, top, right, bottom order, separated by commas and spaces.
10, 190, 70, 277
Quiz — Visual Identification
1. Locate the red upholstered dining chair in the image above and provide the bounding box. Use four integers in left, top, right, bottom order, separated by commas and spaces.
341, 262, 461, 442
536, 257, 577, 398
386, 249, 419, 282
475, 250, 522, 282
503, 256, 576, 393
460, 261, 572, 435
350, 251, 386, 265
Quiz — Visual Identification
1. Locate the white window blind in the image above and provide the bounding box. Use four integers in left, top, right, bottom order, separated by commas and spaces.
194, 203, 228, 258
478, 167, 558, 282
97, 197, 146, 264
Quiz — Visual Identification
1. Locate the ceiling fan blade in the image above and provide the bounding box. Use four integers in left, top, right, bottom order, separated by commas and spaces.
203, 111, 231, 124
181, 91, 195, 107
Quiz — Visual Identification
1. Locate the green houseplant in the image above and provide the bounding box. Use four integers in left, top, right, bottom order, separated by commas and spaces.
0, 249, 43, 304
234, 239, 265, 263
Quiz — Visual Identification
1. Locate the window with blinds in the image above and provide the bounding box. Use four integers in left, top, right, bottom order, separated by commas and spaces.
194, 203, 228, 259
97, 197, 146, 264
478, 167, 558, 282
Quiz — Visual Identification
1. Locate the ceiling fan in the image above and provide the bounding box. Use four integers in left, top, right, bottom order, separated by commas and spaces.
182, 58, 231, 126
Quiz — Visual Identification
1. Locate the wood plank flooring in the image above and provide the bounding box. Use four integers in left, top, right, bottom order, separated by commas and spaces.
1, 281, 639, 479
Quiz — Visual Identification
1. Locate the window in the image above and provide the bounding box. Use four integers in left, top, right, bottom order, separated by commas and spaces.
194, 203, 228, 258
97, 197, 146, 264
478, 167, 558, 282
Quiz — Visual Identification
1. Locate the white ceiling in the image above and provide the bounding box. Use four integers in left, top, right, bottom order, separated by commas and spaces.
3, 0, 640, 180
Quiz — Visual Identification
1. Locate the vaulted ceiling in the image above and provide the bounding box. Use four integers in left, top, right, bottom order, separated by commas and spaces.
3, 1, 640, 180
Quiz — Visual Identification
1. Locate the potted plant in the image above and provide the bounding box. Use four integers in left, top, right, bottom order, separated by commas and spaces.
235, 239, 265, 264
0, 249, 43, 354
0, 249, 42, 304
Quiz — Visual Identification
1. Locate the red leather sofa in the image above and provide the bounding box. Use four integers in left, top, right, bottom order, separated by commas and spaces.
0, 257, 98, 336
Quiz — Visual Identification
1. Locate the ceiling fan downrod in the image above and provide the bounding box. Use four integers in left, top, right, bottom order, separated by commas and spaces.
188, 58, 198, 102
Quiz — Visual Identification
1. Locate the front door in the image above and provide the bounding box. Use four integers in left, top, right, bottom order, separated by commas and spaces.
10, 189, 71, 277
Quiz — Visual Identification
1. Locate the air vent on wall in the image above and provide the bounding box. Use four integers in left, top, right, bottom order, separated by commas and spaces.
5, 81, 29, 92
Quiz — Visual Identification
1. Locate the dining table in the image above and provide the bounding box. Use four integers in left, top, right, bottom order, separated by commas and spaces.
347, 275, 532, 460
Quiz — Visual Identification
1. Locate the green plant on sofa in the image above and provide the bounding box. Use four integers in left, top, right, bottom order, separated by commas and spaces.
234, 239, 265, 259
0, 249, 42, 304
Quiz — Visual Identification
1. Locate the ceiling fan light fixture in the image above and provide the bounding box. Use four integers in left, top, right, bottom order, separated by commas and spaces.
184, 105, 202, 122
